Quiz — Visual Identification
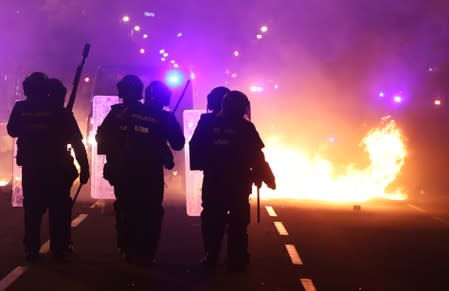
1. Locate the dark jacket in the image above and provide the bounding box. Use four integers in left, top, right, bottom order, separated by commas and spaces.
7, 100, 88, 178
190, 114, 267, 194
96, 102, 184, 182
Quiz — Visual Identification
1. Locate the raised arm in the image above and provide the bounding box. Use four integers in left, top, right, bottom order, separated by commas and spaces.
67, 112, 90, 184
165, 113, 185, 151
7, 101, 25, 137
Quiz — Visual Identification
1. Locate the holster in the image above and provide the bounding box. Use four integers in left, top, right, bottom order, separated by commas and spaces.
63, 152, 78, 185
103, 162, 117, 186
163, 146, 175, 170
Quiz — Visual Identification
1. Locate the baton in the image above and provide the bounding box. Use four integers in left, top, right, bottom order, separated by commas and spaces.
66, 43, 90, 111
71, 184, 83, 207
173, 79, 191, 114
257, 186, 261, 223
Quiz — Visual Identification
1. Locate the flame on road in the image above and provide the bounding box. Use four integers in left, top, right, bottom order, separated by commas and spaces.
0, 179, 9, 187
260, 118, 407, 202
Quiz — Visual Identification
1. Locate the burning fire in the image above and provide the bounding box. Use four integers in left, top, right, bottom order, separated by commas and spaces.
259, 117, 407, 202
0, 179, 9, 187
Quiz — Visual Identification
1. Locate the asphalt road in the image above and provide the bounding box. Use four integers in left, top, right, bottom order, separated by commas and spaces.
1, 185, 449, 291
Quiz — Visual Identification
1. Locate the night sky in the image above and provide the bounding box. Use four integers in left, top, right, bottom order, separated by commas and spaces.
1, 0, 449, 144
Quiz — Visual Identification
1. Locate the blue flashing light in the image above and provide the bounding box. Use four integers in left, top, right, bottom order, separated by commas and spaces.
165, 69, 184, 88
393, 95, 402, 103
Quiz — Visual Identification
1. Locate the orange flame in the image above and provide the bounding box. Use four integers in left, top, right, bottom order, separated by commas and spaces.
0, 179, 9, 187
258, 117, 407, 202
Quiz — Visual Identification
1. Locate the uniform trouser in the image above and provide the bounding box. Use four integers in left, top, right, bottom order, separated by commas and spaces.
201, 193, 250, 266
113, 172, 165, 260
22, 166, 73, 254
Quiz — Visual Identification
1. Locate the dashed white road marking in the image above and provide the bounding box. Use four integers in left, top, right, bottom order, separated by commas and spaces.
266, 207, 316, 286
408, 204, 426, 213
408, 204, 449, 227
285, 244, 303, 265
40, 214, 88, 253
90, 200, 105, 209
431, 216, 449, 226
0, 213, 89, 289
71, 214, 88, 228
265, 206, 278, 217
0, 266, 28, 291
39, 241, 50, 254
274, 221, 289, 236
300, 278, 317, 291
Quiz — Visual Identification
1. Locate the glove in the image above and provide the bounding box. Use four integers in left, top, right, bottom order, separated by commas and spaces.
261, 161, 276, 190
163, 147, 175, 170
265, 179, 276, 190
254, 176, 262, 188
80, 167, 90, 184
253, 161, 276, 190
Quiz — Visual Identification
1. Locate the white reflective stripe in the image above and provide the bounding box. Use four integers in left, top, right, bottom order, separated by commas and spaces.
300, 278, 317, 291
71, 214, 88, 228
274, 221, 288, 236
285, 244, 303, 265
39, 240, 50, 254
408, 204, 426, 213
40, 214, 88, 253
265, 206, 277, 217
431, 216, 449, 226
0, 214, 89, 290
0, 266, 28, 291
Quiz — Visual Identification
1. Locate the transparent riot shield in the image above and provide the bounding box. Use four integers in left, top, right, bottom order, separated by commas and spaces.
11, 139, 23, 207
90, 95, 119, 200
183, 110, 205, 216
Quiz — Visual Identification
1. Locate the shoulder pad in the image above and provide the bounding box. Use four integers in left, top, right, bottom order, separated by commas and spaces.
200, 113, 214, 120
111, 104, 124, 110
161, 110, 173, 118
14, 100, 28, 108
242, 118, 252, 125
242, 119, 256, 130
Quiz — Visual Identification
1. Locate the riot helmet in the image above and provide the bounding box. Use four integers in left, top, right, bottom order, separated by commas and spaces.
48, 78, 67, 108
207, 86, 230, 113
145, 80, 172, 109
117, 75, 143, 103
222, 90, 250, 118
23, 72, 49, 101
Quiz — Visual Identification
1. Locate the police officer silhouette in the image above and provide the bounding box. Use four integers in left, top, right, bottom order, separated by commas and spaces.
96, 76, 184, 266
7, 73, 89, 261
190, 90, 275, 271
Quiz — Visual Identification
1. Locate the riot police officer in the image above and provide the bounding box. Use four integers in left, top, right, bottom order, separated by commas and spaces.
96, 76, 184, 266
7, 73, 89, 261
143, 80, 183, 170
190, 90, 275, 271
206, 86, 231, 115
190, 86, 230, 170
